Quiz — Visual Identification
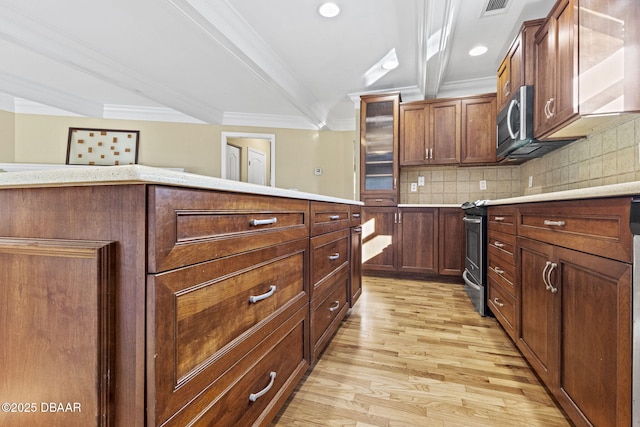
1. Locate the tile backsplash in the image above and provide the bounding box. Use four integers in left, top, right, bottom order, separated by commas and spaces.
400, 165, 521, 204
399, 115, 640, 204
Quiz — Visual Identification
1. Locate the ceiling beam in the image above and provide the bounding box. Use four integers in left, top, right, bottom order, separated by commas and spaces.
169, 0, 329, 129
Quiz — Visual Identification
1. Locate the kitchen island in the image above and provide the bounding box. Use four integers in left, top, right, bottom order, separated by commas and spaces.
0, 165, 362, 427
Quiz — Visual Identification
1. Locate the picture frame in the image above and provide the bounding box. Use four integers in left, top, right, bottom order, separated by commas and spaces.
66, 128, 140, 166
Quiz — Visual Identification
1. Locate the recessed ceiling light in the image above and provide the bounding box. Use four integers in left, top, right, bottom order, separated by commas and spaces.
318, 2, 340, 18
469, 45, 488, 56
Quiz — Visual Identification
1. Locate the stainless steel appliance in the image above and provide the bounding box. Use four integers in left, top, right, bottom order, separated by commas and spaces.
462, 200, 488, 316
496, 85, 573, 160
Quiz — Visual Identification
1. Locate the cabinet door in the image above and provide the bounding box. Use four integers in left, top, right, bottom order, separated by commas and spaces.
397, 208, 438, 274
360, 94, 400, 205
361, 207, 397, 272
349, 225, 363, 306
438, 208, 464, 275
534, 18, 555, 137
429, 100, 460, 164
399, 104, 428, 165
552, 0, 576, 128
555, 247, 631, 427
460, 96, 496, 164
497, 58, 510, 112
516, 237, 559, 387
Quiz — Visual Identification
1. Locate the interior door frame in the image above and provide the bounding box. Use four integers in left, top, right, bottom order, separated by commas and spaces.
221, 131, 276, 187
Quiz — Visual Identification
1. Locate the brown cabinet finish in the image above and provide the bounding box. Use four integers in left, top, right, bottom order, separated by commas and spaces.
460, 95, 496, 164
513, 197, 632, 426
0, 238, 116, 427
148, 186, 310, 272
438, 208, 465, 276
487, 206, 517, 340
310, 229, 350, 299
350, 224, 363, 306
398, 208, 438, 274
534, 0, 640, 140
310, 201, 351, 236
361, 207, 398, 272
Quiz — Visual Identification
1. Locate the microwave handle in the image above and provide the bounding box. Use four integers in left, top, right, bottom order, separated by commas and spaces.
506, 98, 518, 140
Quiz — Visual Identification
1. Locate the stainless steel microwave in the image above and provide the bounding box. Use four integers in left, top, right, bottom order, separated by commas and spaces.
496, 85, 572, 159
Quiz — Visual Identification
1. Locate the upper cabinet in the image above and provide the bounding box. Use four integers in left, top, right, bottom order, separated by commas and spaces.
497, 19, 543, 112
400, 99, 460, 165
400, 94, 496, 166
360, 93, 400, 206
534, 0, 640, 140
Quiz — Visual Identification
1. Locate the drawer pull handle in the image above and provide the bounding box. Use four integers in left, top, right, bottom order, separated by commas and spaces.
352, 213, 361, 219
329, 215, 341, 220
249, 371, 276, 402
250, 217, 278, 226
329, 300, 340, 312
494, 241, 504, 248
493, 298, 504, 307
494, 216, 505, 221
494, 266, 504, 275
543, 220, 566, 227
546, 261, 558, 293
354, 227, 362, 233
375, 199, 383, 202
249, 285, 276, 303
329, 253, 340, 261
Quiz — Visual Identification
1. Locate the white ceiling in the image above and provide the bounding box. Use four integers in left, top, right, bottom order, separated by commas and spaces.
0, 0, 555, 131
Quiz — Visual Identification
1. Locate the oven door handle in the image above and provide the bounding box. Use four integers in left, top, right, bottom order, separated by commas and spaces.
462, 270, 482, 291
463, 216, 482, 224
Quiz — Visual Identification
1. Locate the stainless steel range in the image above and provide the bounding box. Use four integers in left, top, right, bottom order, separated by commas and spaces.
461, 200, 488, 316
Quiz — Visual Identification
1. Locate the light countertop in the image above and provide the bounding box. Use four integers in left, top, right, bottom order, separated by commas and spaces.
0, 164, 362, 205
485, 181, 640, 205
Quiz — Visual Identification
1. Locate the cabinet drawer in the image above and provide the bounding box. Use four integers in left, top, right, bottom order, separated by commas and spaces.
310, 229, 350, 299
310, 268, 349, 361
148, 186, 310, 272
156, 305, 309, 426
487, 207, 516, 234
488, 277, 516, 338
310, 201, 351, 236
362, 196, 397, 207
487, 260, 515, 295
350, 204, 363, 227
517, 197, 632, 262
488, 229, 516, 264
147, 239, 308, 424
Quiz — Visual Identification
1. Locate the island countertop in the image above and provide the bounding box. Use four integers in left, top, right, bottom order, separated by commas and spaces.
0, 164, 362, 205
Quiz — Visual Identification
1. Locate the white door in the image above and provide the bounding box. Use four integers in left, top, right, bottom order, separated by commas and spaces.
248, 148, 267, 185
226, 145, 241, 181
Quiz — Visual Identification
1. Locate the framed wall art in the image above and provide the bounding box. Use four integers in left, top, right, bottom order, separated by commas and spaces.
66, 128, 140, 166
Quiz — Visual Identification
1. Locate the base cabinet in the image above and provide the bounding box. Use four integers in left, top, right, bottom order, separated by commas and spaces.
514, 198, 632, 427
361, 207, 464, 277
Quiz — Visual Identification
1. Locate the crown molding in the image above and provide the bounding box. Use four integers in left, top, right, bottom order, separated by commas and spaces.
437, 76, 497, 98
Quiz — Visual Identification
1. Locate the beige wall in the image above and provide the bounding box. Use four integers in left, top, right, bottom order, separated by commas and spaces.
6, 112, 357, 200
0, 109, 14, 162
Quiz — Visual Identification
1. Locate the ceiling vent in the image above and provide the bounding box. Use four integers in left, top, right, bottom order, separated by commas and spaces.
481, 0, 510, 17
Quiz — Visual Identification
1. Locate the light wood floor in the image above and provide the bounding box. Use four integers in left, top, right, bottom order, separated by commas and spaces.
271, 276, 571, 427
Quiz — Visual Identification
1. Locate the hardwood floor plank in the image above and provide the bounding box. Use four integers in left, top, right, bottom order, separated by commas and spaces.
272, 276, 571, 426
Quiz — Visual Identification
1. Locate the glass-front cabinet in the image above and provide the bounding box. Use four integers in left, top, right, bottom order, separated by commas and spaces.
360, 93, 400, 206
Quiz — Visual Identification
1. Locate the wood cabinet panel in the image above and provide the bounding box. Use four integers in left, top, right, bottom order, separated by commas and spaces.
310, 229, 350, 299
156, 305, 309, 427
398, 208, 438, 274
361, 207, 397, 272
517, 197, 633, 263
310, 201, 351, 236
350, 225, 363, 306
487, 276, 516, 338
430, 100, 461, 164
438, 208, 465, 276
488, 229, 516, 265
310, 268, 349, 361
554, 247, 631, 427
399, 104, 427, 165
147, 186, 310, 272
0, 238, 115, 427
460, 96, 496, 164
147, 239, 308, 425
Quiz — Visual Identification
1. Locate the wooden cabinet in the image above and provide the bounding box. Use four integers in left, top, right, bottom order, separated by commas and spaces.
460, 96, 496, 164
514, 197, 632, 427
487, 206, 517, 340
0, 182, 361, 426
309, 201, 358, 363
534, 0, 640, 140
350, 206, 363, 306
400, 99, 460, 165
400, 94, 496, 166
361, 206, 464, 277
360, 93, 400, 206
496, 19, 543, 112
